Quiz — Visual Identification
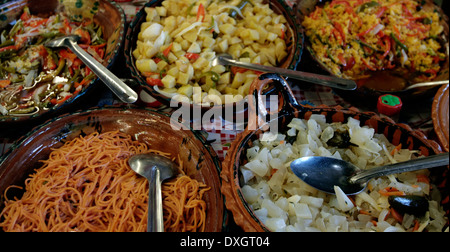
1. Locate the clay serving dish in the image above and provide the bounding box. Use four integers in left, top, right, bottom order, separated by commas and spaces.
432, 84, 449, 152
296, 0, 449, 105
0, 0, 126, 125
221, 73, 447, 232
124, 0, 304, 111
0, 106, 225, 232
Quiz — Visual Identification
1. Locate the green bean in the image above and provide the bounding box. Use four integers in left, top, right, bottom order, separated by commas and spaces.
155, 52, 169, 63
390, 33, 408, 52
0, 39, 14, 48
38, 58, 66, 83
354, 39, 383, 56
45, 47, 59, 63
8, 20, 23, 37
326, 48, 339, 65
0, 64, 16, 74
0, 50, 17, 58
10, 106, 37, 115
356, 1, 380, 13
70, 69, 81, 83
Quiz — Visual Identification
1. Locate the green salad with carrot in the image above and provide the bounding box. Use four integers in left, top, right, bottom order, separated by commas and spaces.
0, 6, 105, 117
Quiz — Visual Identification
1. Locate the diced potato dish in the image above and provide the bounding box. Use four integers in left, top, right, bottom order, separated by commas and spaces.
133, 0, 289, 104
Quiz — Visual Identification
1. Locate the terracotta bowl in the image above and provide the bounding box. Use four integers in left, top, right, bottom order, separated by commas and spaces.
124, 0, 304, 111
296, 0, 449, 105
221, 73, 447, 232
0, 0, 126, 124
0, 106, 225, 232
432, 84, 449, 152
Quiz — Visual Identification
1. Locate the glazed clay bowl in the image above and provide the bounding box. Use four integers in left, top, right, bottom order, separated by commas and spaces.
0, 0, 126, 124
432, 84, 449, 152
221, 73, 447, 232
296, 0, 449, 105
124, 0, 304, 111
0, 106, 225, 232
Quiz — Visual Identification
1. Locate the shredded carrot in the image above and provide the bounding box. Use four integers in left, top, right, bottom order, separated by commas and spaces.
359, 210, 371, 215
412, 219, 420, 231
196, 3, 205, 22
379, 187, 406, 196
390, 143, 402, 156
269, 168, 278, 179
390, 208, 404, 223
163, 43, 173, 57
416, 174, 430, 184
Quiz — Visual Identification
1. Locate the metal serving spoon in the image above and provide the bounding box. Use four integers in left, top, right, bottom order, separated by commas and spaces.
128, 153, 177, 232
45, 35, 138, 103
212, 53, 357, 90
290, 152, 449, 195
403, 80, 449, 91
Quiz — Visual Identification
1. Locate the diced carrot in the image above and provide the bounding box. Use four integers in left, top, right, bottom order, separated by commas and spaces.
185, 53, 200, 61
0, 80, 12, 88
146, 77, 163, 87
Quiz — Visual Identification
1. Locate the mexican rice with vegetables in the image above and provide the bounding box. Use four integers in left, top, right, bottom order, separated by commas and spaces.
133, 0, 289, 104
302, 0, 446, 86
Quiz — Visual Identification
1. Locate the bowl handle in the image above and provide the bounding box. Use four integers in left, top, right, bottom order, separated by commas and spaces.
247, 73, 302, 130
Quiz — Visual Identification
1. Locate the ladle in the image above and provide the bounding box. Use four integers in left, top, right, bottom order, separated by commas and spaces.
212, 53, 357, 90
128, 153, 177, 232
290, 152, 449, 195
403, 80, 449, 91
45, 35, 138, 103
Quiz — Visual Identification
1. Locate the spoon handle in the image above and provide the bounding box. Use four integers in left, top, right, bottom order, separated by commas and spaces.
350, 152, 449, 184
219, 56, 357, 90
403, 80, 449, 90
148, 167, 164, 232
66, 41, 138, 103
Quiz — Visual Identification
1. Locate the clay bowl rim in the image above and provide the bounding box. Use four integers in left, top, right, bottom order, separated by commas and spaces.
432, 83, 449, 152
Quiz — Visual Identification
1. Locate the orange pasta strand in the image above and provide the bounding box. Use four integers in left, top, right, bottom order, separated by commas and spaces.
0, 131, 209, 232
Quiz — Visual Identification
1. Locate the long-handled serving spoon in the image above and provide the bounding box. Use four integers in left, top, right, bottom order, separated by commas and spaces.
46, 35, 138, 103
128, 153, 177, 232
212, 53, 357, 90
290, 152, 449, 195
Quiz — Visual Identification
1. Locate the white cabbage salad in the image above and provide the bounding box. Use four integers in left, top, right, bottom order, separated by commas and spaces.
241, 115, 447, 232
